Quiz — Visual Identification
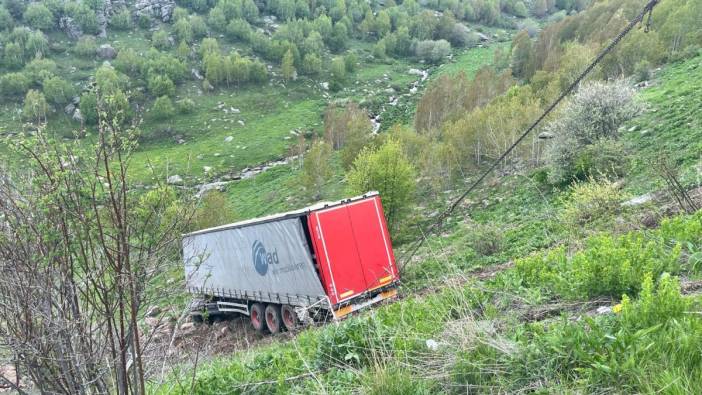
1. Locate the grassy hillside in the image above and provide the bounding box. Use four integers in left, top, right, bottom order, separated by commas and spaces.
154, 53, 702, 394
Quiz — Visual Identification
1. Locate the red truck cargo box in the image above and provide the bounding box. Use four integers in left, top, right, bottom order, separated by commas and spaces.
307, 194, 398, 305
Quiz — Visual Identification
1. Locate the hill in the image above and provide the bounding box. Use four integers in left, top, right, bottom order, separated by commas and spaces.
0, 0, 701, 392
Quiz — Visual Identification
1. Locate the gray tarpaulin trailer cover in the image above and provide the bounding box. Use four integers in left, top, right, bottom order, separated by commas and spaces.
183, 216, 327, 307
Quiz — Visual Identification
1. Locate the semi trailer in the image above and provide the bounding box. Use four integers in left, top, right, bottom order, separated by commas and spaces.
182, 192, 400, 333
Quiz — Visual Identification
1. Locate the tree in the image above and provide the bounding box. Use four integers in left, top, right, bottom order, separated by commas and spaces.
152, 95, 175, 120
25, 30, 48, 57
3, 42, 23, 69
23, 2, 53, 30
23, 89, 48, 124
0, 5, 13, 30
0, 96, 192, 393
301, 53, 322, 75
281, 48, 296, 81
0, 72, 29, 97
511, 30, 536, 80
249, 60, 268, 83
80, 91, 98, 124
532, 0, 548, 17
174, 17, 193, 43
347, 139, 415, 232
415, 39, 451, 63
324, 102, 372, 168
330, 56, 346, 85
545, 80, 641, 184
227, 18, 252, 42
302, 140, 333, 199
176, 40, 190, 60
42, 76, 76, 105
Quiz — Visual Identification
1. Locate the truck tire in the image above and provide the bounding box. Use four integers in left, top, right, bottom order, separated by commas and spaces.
281, 305, 299, 331
250, 303, 266, 333
265, 304, 282, 334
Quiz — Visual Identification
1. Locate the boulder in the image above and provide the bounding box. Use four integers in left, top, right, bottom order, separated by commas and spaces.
167, 174, 183, 185
135, 0, 176, 22
64, 103, 76, 115
97, 44, 117, 59
224, 136, 233, 143
59, 16, 83, 40
191, 68, 203, 80
537, 131, 555, 140
72, 109, 84, 123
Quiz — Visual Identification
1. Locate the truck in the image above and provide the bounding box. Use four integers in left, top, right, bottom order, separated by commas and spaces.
182, 192, 400, 333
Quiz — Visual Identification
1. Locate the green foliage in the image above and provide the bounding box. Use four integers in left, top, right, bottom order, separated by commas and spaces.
23, 89, 48, 123
301, 52, 322, 75
109, 7, 132, 30
559, 178, 626, 229
148, 75, 176, 97
302, 140, 333, 199
191, 191, 237, 230
151, 96, 175, 120
152, 29, 171, 50
74, 35, 97, 58
0, 72, 29, 96
80, 91, 98, 125
465, 222, 505, 257
415, 39, 451, 63
281, 48, 296, 81
546, 80, 641, 184
22, 2, 53, 30
42, 76, 76, 106
347, 139, 415, 232
516, 229, 682, 300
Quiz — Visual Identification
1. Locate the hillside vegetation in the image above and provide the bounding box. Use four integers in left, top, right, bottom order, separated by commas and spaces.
0, 0, 701, 393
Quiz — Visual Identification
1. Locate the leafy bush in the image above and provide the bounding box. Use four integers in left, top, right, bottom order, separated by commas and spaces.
571, 138, 629, 181
516, 231, 681, 299
74, 36, 97, 58
545, 80, 641, 184
0, 72, 29, 97
559, 178, 626, 229
415, 39, 451, 63
176, 98, 195, 114
151, 96, 175, 120
465, 222, 505, 257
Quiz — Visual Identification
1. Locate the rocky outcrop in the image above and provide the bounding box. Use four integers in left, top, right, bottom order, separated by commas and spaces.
59, 16, 83, 40
135, 0, 176, 22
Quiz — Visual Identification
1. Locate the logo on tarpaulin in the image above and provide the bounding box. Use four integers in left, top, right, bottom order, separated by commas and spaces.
252, 240, 279, 276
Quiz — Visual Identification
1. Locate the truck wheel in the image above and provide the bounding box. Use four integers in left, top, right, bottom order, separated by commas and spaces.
281, 305, 299, 331
250, 303, 266, 333
265, 304, 282, 334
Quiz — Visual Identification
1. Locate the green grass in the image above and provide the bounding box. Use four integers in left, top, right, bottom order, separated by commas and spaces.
624, 55, 702, 193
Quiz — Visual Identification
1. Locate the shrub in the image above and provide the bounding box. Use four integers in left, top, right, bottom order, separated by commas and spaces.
415, 39, 451, 63
516, 231, 681, 299
571, 138, 629, 181
559, 178, 626, 229
80, 92, 98, 125
23, 2, 53, 30
151, 96, 175, 120
152, 30, 171, 50
0, 72, 29, 96
545, 80, 641, 184
176, 98, 195, 114
147, 75, 175, 97
74, 36, 97, 58
109, 7, 132, 30
465, 222, 505, 257
42, 76, 76, 105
